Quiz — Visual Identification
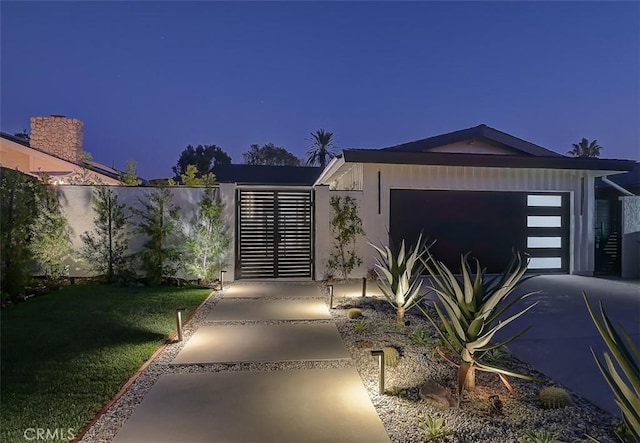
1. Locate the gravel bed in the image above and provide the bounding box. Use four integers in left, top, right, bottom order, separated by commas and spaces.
332, 294, 622, 443
80, 283, 623, 443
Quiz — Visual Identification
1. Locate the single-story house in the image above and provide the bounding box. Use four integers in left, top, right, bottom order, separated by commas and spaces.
0, 115, 122, 185
311, 124, 636, 277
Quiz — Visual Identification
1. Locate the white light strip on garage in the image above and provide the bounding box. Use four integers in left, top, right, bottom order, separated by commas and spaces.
527, 195, 562, 207
527, 237, 562, 248
529, 257, 562, 269
527, 216, 562, 228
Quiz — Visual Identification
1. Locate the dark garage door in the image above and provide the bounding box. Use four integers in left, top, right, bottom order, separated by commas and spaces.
389, 190, 569, 273
236, 189, 314, 279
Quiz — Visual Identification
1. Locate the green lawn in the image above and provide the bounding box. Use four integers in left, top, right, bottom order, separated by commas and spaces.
1, 284, 211, 443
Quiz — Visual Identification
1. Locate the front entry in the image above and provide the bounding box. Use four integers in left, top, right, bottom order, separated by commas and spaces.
236, 189, 313, 279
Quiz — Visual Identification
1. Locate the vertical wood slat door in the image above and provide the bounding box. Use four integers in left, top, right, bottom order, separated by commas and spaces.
237, 189, 313, 279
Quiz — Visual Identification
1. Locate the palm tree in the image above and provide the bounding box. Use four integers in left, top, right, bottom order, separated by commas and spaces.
568, 138, 602, 158
306, 129, 336, 168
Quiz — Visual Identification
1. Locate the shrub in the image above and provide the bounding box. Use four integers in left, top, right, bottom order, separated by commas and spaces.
411, 329, 431, 347
419, 251, 538, 406
421, 414, 451, 441
370, 233, 431, 325
520, 429, 565, 443
538, 387, 573, 409
347, 308, 363, 319
353, 319, 368, 333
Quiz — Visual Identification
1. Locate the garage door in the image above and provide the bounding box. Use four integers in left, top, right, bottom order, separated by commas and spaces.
236, 189, 314, 279
389, 190, 569, 273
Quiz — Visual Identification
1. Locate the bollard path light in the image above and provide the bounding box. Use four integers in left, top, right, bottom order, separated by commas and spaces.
370, 349, 385, 395
175, 308, 186, 342
220, 270, 227, 289
328, 284, 334, 309
362, 277, 367, 297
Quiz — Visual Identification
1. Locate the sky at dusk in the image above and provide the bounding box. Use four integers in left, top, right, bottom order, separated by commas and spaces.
1, 1, 639, 180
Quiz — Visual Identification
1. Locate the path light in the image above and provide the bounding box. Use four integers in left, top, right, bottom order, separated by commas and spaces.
328, 284, 334, 309
362, 277, 367, 297
370, 350, 385, 394
176, 308, 186, 342
220, 270, 227, 289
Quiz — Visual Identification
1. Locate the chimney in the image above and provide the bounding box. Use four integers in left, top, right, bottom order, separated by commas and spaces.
30, 115, 84, 163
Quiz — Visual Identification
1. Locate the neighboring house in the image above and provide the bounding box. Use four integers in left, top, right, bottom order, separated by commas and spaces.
594, 162, 640, 278
0, 115, 122, 185
314, 124, 635, 277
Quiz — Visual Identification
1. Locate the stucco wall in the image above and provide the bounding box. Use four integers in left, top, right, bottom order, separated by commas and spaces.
314, 188, 369, 280
56, 185, 236, 280
353, 163, 596, 275
620, 196, 640, 279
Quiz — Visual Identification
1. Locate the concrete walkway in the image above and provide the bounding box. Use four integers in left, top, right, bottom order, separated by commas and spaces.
497, 275, 640, 416
112, 282, 390, 443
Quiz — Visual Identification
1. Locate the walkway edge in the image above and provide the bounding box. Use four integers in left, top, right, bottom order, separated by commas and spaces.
71, 289, 218, 443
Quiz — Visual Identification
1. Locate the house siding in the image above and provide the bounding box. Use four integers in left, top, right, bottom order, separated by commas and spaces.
355, 163, 596, 276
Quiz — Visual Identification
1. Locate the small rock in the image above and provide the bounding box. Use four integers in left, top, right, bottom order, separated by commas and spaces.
419, 379, 455, 409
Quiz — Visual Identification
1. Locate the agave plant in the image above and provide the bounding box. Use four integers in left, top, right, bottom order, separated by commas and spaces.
419, 251, 538, 406
370, 234, 431, 324
583, 292, 639, 441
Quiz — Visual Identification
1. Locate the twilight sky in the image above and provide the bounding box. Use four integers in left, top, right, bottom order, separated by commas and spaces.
1, 1, 638, 180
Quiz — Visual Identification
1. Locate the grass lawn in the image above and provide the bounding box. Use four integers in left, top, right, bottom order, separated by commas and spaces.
1, 284, 211, 443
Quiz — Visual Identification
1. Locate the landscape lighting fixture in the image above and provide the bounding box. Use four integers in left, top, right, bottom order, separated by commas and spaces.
328, 284, 334, 309
362, 277, 367, 297
370, 350, 385, 394
220, 270, 226, 289
176, 308, 186, 342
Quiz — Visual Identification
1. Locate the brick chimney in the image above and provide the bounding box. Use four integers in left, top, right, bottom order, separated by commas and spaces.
30, 115, 84, 163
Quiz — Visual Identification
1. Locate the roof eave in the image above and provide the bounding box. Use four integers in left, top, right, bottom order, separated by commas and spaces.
313, 155, 345, 186
341, 150, 636, 172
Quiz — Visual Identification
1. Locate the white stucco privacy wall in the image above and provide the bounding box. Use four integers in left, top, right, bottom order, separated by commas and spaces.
56, 185, 236, 280
314, 187, 369, 280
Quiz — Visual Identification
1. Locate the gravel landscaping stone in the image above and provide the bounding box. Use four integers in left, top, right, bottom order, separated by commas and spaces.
80, 282, 624, 443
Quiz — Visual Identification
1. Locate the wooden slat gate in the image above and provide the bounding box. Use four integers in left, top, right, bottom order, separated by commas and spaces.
236, 189, 314, 279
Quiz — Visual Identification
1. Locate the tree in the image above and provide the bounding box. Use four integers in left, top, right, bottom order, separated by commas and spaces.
131, 187, 182, 285
242, 143, 302, 166
184, 185, 231, 283
173, 145, 231, 179
306, 129, 337, 168
80, 187, 131, 281
120, 160, 142, 186
568, 138, 603, 158
180, 164, 216, 187
0, 168, 41, 296
30, 177, 73, 281
327, 196, 365, 279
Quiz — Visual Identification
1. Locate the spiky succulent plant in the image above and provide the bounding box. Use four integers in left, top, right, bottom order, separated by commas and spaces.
584, 292, 640, 441
370, 233, 432, 324
419, 251, 538, 406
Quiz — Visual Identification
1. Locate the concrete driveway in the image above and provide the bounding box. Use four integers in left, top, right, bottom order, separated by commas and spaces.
496, 275, 639, 416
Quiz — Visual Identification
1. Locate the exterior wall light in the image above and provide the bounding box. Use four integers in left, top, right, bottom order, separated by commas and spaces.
370, 349, 385, 394
175, 308, 186, 342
